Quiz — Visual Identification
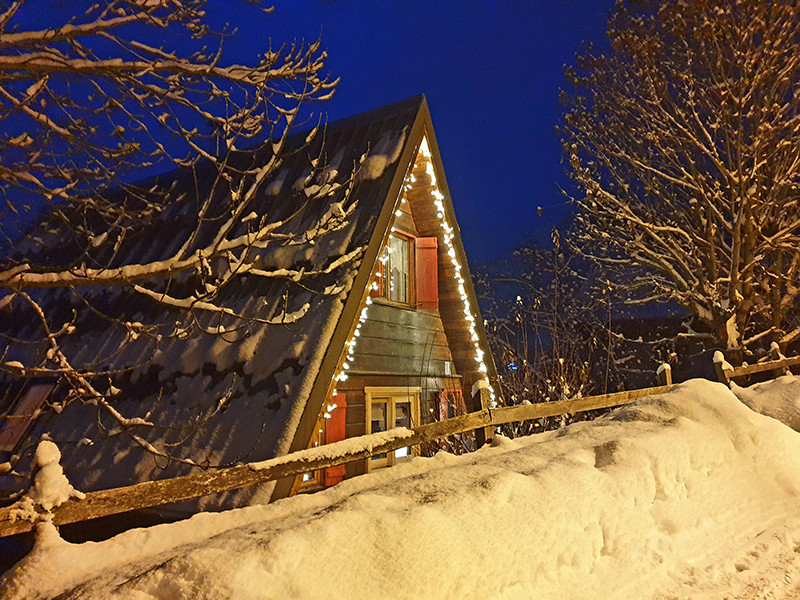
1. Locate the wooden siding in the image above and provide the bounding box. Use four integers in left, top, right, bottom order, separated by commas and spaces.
406, 151, 486, 405
350, 302, 454, 376
336, 300, 461, 478
393, 204, 418, 236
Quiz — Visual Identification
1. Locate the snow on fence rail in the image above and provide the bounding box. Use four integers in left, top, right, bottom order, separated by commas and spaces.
0, 383, 679, 537
714, 352, 800, 386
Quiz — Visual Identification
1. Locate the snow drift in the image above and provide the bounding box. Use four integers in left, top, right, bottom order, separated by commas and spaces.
5, 378, 800, 599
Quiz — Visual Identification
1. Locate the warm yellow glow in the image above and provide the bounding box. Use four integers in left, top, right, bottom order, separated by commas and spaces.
420, 137, 431, 158
332, 137, 496, 406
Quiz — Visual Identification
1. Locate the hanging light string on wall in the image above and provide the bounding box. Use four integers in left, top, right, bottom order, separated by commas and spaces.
330, 136, 497, 415
417, 138, 497, 407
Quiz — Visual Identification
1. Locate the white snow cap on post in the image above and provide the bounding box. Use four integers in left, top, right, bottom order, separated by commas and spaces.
27, 439, 85, 512
770, 341, 786, 361
656, 363, 672, 385
713, 350, 734, 371
472, 378, 489, 397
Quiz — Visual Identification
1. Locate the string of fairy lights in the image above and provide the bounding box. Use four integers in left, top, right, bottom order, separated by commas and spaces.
327, 135, 497, 423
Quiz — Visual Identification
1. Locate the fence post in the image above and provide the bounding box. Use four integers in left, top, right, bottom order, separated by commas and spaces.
770, 342, 789, 379
472, 385, 494, 447
656, 363, 672, 386
713, 351, 733, 387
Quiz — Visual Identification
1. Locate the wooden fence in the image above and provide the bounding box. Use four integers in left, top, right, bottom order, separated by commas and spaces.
5, 351, 798, 539
714, 353, 800, 386
0, 383, 676, 538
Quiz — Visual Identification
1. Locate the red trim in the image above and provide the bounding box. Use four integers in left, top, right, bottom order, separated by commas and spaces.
437, 389, 465, 422
324, 393, 347, 486
415, 236, 438, 309
437, 391, 448, 421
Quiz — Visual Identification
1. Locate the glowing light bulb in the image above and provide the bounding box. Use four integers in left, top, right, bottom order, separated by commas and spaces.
420, 138, 431, 158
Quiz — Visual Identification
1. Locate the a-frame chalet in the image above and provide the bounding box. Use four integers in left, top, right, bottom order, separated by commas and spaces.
0, 95, 498, 511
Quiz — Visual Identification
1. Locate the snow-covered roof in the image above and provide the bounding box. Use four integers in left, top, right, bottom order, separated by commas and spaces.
0, 96, 433, 509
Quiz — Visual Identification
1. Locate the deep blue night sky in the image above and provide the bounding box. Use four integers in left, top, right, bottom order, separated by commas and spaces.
14, 1, 614, 262
220, 1, 615, 263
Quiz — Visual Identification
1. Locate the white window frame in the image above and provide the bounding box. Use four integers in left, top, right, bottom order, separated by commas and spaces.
364, 386, 421, 472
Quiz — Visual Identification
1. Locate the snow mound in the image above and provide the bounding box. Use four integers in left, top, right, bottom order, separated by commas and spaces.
732, 374, 800, 432
28, 440, 85, 512
358, 128, 407, 181
7, 379, 800, 599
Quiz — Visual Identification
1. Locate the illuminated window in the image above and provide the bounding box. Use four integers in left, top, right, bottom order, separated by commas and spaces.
374, 234, 411, 304
388, 235, 410, 303
365, 387, 420, 470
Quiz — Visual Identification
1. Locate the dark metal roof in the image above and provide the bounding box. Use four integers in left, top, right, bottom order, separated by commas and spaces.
0, 95, 426, 509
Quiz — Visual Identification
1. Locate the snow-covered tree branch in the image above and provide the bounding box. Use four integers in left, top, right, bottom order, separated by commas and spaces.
0, 1, 362, 473
561, 0, 800, 356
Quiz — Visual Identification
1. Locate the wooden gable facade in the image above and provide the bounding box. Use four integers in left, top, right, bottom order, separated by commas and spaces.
0, 96, 497, 511
278, 103, 499, 499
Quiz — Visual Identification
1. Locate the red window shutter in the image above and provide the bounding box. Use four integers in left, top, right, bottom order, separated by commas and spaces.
0, 384, 53, 451
324, 393, 347, 487
437, 391, 448, 422
415, 237, 438, 309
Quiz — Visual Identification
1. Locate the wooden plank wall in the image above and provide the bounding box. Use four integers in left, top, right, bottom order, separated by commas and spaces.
405, 153, 484, 404
338, 301, 461, 477
352, 303, 454, 376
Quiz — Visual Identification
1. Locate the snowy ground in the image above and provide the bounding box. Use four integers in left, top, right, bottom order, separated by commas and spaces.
5, 377, 800, 599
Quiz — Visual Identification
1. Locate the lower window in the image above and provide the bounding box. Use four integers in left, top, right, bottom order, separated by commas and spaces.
365, 386, 420, 470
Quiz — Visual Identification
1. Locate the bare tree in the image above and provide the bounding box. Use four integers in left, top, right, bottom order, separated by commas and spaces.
478, 230, 621, 437
0, 1, 359, 475
561, 0, 800, 358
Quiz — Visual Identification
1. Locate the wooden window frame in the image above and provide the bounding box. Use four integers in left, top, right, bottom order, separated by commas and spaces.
364, 386, 421, 472
373, 232, 416, 307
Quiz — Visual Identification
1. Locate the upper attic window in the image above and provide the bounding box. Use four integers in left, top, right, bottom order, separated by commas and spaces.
387, 235, 410, 303
372, 234, 438, 310
374, 233, 411, 305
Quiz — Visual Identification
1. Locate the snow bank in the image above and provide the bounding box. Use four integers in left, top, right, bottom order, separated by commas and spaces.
6, 379, 800, 599
732, 374, 800, 432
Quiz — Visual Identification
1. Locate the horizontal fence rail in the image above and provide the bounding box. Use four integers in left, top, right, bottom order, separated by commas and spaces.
715, 354, 800, 385
0, 383, 680, 537
731, 355, 800, 378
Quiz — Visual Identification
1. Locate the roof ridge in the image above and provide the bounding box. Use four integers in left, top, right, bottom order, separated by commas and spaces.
286, 94, 426, 143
